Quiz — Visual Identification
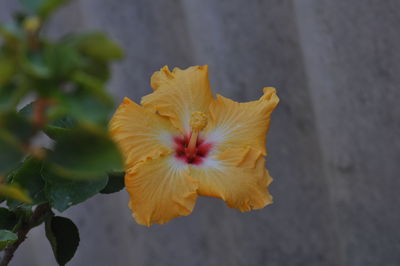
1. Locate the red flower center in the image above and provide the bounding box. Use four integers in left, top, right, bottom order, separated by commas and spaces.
174, 134, 213, 165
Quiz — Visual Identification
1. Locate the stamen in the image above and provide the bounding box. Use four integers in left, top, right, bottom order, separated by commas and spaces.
187, 112, 208, 157
189, 111, 208, 131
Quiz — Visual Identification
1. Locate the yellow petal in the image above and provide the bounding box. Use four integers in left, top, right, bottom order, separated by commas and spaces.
126, 155, 198, 226
141, 65, 213, 133
190, 146, 273, 212
205, 87, 279, 155
109, 97, 178, 169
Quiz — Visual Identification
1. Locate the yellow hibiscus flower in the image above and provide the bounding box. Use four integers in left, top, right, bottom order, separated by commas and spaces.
109, 65, 279, 226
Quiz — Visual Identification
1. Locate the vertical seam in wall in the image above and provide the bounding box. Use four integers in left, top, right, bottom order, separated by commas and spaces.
74, 0, 92, 28
178, 0, 201, 65
290, 1, 346, 266
175, 0, 199, 66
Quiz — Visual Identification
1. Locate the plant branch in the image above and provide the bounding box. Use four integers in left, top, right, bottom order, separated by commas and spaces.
33, 98, 49, 130
0, 203, 51, 266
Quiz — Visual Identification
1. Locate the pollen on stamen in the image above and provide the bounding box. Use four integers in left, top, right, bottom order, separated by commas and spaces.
189, 111, 208, 131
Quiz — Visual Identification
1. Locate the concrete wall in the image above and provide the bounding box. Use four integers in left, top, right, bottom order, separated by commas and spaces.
1, 0, 399, 265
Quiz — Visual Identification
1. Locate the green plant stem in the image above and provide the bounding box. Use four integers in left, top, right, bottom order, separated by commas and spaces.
0, 203, 51, 266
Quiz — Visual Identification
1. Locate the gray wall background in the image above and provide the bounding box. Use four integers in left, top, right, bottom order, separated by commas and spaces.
1, 0, 400, 265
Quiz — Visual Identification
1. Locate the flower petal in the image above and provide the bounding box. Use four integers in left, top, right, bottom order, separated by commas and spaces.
109, 97, 178, 169
126, 155, 198, 226
141, 65, 213, 133
190, 146, 273, 212
205, 87, 279, 155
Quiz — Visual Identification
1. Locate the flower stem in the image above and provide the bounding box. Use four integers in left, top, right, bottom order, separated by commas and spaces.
33, 98, 49, 130
0, 203, 51, 266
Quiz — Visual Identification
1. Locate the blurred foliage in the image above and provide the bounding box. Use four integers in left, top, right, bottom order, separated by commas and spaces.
0, 0, 125, 264
0, 230, 17, 251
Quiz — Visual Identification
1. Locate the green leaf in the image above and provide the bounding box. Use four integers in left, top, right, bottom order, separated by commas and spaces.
7, 157, 46, 209
42, 167, 107, 212
22, 52, 51, 79
0, 83, 29, 112
0, 111, 35, 143
0, 131, 24, 175
0, 185, 32, 203
45, 216, 79, 265
19, 0, 69, 19
0, 208, 17, 230
100, 171, 125, 194
18, 101, 34, 117
49, 127, 123, 179
43, 116, 76, 140
44, 43, 82, 80
0, 55, 16, 86
71, 71, 113, 104
80, 58, 110, 82
38, 0, 69, 19
61, 94, 113, 127
0, 230, 18, 250
20, 0, 47, 12
49, 89, 114, 127
19, 101, 77, 139
0, 23, 23, 43
20, 87, 113, 135
75, 32, 123, 61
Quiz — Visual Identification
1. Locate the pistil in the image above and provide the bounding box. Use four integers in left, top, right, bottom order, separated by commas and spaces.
187, 130, 199, 157
186, 111, 208, 158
